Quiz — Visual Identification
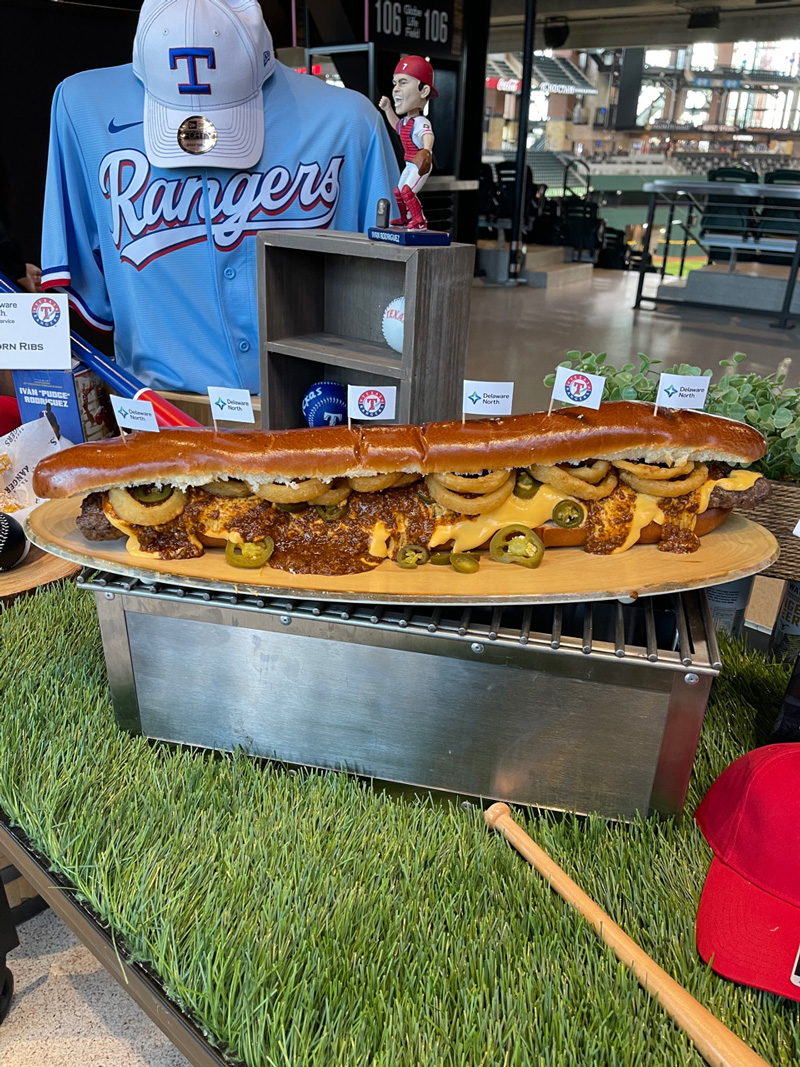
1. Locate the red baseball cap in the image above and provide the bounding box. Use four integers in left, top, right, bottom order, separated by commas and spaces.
394, 56, 438, 98
694, 744, 800, 1001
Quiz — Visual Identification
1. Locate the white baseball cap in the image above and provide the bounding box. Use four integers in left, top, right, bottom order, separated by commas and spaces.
132, 0, 275, 169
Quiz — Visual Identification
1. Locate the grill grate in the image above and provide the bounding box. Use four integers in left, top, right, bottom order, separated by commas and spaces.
78, 569, 721, 674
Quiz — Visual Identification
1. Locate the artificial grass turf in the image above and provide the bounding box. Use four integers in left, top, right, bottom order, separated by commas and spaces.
0, 582, 798, 1066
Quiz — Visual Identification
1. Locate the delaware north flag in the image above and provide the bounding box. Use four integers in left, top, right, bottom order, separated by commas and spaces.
657, 373, 710, 411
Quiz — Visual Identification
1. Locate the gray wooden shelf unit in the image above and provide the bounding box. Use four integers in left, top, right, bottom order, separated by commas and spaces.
256, 229, 474, 428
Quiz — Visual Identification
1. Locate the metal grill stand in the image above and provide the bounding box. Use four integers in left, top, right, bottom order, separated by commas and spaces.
81, 571, 721, 821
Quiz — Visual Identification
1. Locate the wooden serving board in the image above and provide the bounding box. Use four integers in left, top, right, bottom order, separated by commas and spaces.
0, 541, 81, 610
26, 497, 779, 606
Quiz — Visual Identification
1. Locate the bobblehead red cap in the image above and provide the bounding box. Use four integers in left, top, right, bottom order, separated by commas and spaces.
394, 56, 439, 98
694, 743, 800, 1001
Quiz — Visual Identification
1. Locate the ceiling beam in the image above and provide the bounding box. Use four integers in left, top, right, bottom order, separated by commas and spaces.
489, 10, 800, 51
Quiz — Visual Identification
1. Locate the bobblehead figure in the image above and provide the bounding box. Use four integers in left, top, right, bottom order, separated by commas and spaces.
379, 56, 437, 230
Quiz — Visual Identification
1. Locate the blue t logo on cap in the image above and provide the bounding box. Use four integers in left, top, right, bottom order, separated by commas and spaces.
169, 47, 216, 94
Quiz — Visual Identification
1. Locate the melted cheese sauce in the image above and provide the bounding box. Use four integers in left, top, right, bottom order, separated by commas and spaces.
426, 470, 762, 554
369, 521, 391, 558
430, 486, 568, 553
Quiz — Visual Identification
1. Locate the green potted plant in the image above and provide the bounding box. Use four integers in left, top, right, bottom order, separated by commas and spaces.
544, 351, 800, 578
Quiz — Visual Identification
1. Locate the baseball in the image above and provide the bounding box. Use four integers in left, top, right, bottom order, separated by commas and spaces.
0, 513, 30, 572
301, 380, 347, 428
382, 297, 405, 353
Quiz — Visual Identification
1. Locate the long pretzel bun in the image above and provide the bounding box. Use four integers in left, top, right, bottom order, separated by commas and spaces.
32, 402, 767, 499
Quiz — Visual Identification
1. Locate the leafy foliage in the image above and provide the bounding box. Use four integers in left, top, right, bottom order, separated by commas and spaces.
543, 351, 800, 481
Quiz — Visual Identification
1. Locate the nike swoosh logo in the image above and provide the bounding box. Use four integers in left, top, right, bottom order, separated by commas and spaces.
108, 119, 144, 134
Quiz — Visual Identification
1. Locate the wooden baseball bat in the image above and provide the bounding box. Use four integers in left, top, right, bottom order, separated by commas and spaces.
485, 803, 771, 1067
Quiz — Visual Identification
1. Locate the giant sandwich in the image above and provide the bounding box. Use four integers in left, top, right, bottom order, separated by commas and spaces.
32, 402, 770, 575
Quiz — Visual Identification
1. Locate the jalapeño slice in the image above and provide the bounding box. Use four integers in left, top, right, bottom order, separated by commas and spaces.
315, 502, 349, 522
450, 552, 480, 574
489, 524, 545, 569
130, 484, 173, 504
551, 500, 586, 530
513, 471, 540, 500
225, 537, 275, 569
396, 544, 430, 569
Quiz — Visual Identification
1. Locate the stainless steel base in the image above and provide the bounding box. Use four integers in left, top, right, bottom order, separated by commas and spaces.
83, 572, 720, 821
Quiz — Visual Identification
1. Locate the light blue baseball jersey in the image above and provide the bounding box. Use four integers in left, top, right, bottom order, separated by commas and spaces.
41, 62, 398, 393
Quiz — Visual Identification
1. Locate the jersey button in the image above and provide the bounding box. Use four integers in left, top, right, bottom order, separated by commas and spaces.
238, 340, 251, 352
224, 267, 236, 279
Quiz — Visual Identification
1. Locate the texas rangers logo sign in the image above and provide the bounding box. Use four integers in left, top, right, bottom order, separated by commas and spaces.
358, 389, 386, 417
31, 297, 61, 327
348, 385, 397, 421
564, 373, 592, 403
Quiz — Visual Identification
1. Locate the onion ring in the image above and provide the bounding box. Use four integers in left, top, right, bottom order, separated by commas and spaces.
559, 460, 610, 484
309, 481, 351, 506
424, 473, 515, 515
434, 469, 510, 493
108, 487, 187, 526
619, 464, 708, 498
347, 473, 401, 493
393, 473, 422, 487
614, 460, 695, 480
201, 479, 253, 498
529, 464, 618, 501
254, 478, 325, 503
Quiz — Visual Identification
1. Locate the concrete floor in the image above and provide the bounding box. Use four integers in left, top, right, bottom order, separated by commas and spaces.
2, 266, 796, 1065
1, 908, 189, 1067
467, 268, 799, 413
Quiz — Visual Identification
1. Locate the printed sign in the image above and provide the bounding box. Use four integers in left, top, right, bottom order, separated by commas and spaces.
550, 365, 606, 411
207, 386, 255, 424
110, 394, 159, 433
657, 373, 710, 411
462, 380, 514, 416
347, 385, 397, 421
369, 1, 462, 56
0, 293, 70, 371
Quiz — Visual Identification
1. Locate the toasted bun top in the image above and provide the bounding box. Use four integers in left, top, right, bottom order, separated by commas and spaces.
32, 402, 767, 498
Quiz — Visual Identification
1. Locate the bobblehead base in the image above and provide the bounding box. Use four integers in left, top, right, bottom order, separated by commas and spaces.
368, 226, 451, 246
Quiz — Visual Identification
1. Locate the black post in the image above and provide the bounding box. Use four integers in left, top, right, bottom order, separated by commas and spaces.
660, 202, 675, 280
634, 191, 657, 309
508, 0, 536, 283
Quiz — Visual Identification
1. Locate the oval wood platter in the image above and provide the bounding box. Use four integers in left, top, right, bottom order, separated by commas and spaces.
26, 497, 779, 606
0, 540, 81, 609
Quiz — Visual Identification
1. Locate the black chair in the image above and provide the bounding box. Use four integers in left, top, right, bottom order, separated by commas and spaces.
596, 227, 631, 270
561, 197, 605, 261
701, 166, 759, 238
493, 162, 546, 237
759, 169, 800, 239
477, 163, 501, 239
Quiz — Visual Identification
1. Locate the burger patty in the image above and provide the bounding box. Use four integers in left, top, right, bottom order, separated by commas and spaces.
708, 477, 770, 511
76, 493, 125, 541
